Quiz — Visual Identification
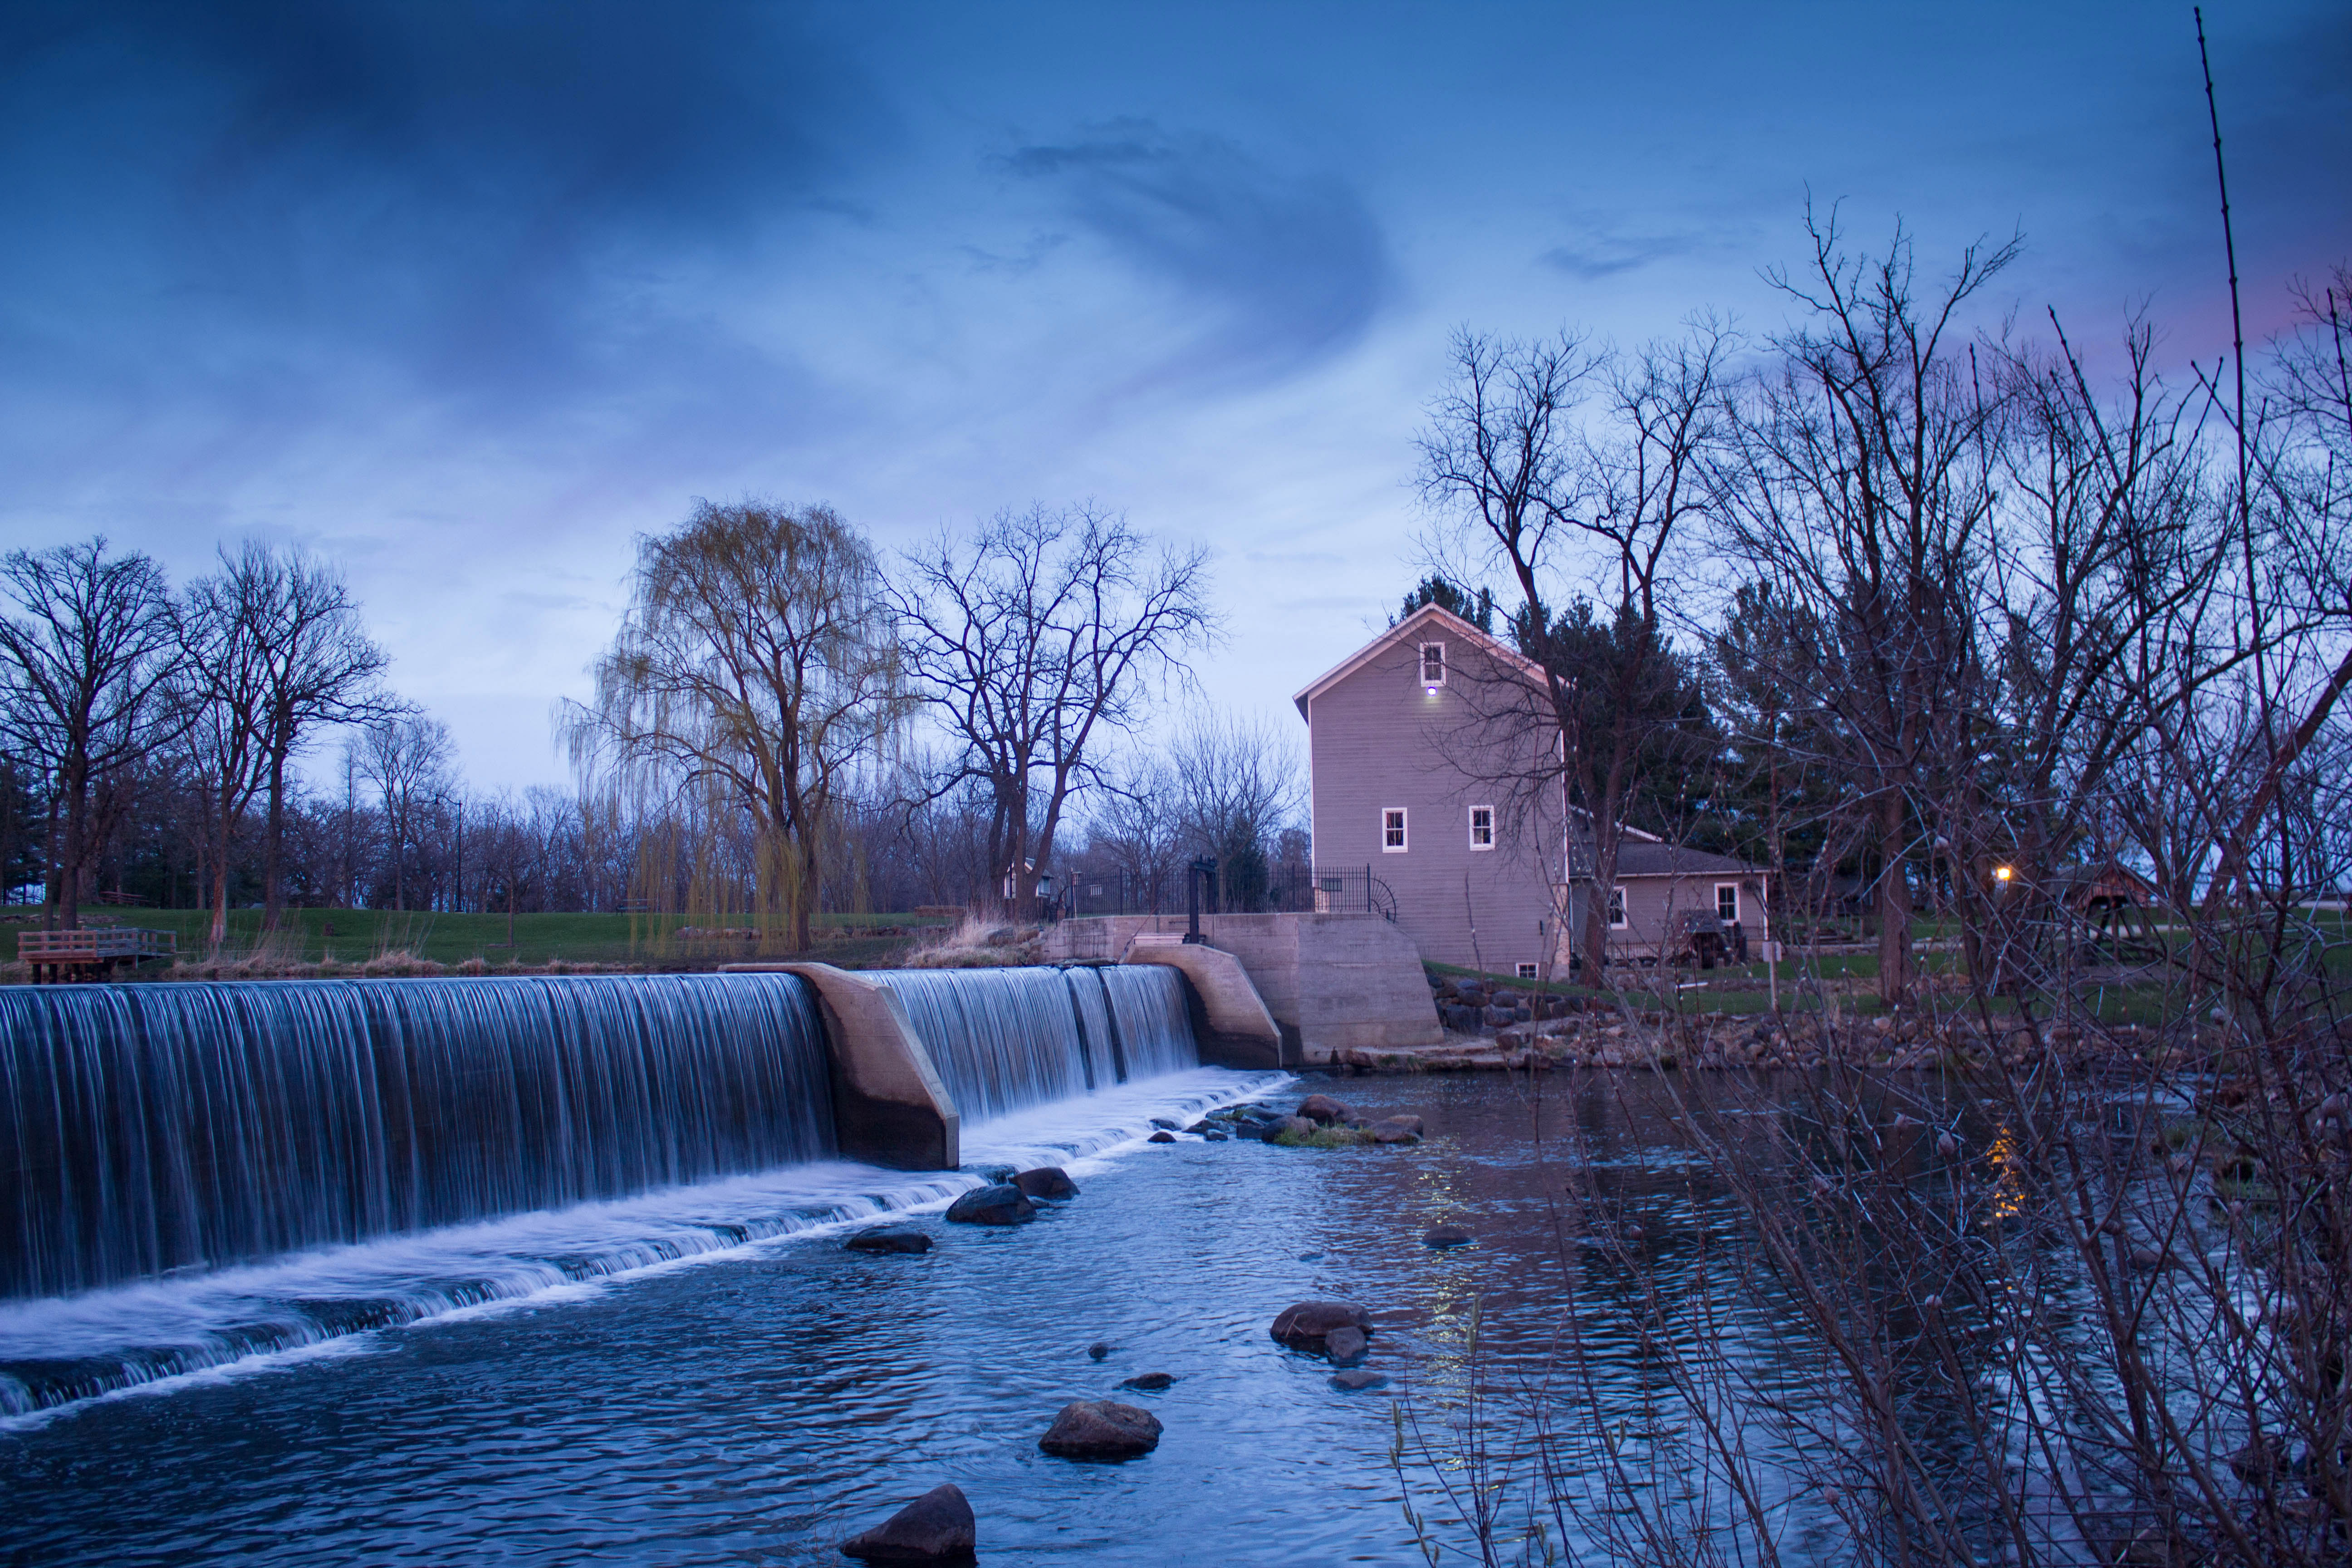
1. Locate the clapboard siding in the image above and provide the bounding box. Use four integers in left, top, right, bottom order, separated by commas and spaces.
1571, 872, 1773, 963
1304, 621, 1561, 972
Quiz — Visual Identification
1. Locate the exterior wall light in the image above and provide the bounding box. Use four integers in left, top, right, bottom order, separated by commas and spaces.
1994, 865, 2014, 882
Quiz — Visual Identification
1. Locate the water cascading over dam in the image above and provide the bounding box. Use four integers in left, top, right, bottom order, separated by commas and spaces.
1, 964, 1204, 1309
884, 965, 1196, 1121
0, 972, 840, 1303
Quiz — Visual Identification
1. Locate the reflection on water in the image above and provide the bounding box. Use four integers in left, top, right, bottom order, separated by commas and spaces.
3, 1072, 1859, 1566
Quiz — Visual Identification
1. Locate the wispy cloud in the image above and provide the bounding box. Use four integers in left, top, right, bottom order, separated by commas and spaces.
1002, 121, 1392, 386
1538, 231, 1706, 280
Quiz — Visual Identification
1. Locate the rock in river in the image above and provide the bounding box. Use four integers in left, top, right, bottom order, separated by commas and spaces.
1119, 1372, 1176, 1391
1323, 1325, 1369, 1365
1296, 1093, 1351, 1125
1329, 1369, 1390, 1393
1011, 1167, 1079, 1200
1270, 1300, 1374, 1355
1147, 1130, 1176, 1143
1422, 1223, 1473, 1249
845, 1225, 931, 1254
841, 1482, 976, 1563
944, 1185, 1035, 1226
1039, 1399, 1163, 1460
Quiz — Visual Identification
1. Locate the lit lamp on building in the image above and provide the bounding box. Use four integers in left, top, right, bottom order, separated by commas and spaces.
1993, 864, 2015, 891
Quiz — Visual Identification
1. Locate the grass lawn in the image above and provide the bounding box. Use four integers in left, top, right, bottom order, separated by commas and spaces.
2, 907, 954, 976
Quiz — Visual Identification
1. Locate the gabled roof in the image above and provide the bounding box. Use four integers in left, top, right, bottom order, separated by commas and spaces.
1291, 602, 1545, 721
1612, 843, 1760, 878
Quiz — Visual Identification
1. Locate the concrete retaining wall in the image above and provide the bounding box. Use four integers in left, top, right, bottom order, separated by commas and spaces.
1048, 913, 1444, 1065
721, 962, 960, 1170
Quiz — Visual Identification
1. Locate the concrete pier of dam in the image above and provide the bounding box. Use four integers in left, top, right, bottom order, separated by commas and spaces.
723, 962, 962, 1170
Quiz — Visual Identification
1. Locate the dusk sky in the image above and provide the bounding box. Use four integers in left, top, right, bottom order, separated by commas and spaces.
3, 1, 2346, 790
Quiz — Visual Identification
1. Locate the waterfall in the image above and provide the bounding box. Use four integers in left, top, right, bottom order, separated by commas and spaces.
880, 965, 1198, 1124
0, 973, 835, 1303
1097, 965, 1198, 1081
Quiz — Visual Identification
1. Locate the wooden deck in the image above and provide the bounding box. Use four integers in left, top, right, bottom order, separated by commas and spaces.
16, 926, 177, 982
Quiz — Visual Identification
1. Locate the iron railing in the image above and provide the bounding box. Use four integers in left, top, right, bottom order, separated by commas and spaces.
1059, 864, 1396, 921
1264, 865, 1398, 921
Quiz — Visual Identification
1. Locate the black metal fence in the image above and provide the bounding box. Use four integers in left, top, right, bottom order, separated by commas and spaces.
1060, 863, 1395, 922
1263, 865, 1397, 921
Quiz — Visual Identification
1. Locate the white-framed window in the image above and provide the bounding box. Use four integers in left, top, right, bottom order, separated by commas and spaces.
1382, 807, 1408, 853
1607, 885, 1628, 928
1715, 883, 1740, 923
1516, 962, 1539, 980
1468, 804, 1494, 850
1418, 642, 1446, 688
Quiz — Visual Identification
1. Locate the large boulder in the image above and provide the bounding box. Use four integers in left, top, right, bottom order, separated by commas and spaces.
1038, 1399, 1163, 1460
845, 1225, 932, 1254
944, 1185, 1035, 1226
1370, 1119, 1423, 1146
1271, 1300, 1374, 1355
1012, 1167, 1079, 1200
1296, 1093, 1351, 1125
841, 1482, 976, 1563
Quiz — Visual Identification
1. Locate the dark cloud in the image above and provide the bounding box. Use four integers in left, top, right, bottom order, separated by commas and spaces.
1538, 231, 1705, 281
1002, 122, 1391, 385
0, 1, 884, 430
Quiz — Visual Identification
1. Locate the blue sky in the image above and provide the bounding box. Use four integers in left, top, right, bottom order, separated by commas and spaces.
2, 1, 2346, 788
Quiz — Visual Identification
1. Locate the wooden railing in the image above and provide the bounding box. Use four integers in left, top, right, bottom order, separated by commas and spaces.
16, 927, 178, 965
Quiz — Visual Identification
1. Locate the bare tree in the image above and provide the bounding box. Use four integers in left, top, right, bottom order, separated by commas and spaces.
896, 503, 1213, 913
1082, 753, 1188, 912
1167, 708, 1305, 911
0, 539, 184, 931
356, 715, 453, 912
566, 500, 905, 950
1715, 212, 2020, 1004
242, 548, 395, 930
179, 556, 276, 947
1418, 321, 1732, 975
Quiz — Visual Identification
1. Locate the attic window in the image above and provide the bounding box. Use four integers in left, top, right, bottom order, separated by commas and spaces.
1418, 642, 1446, 689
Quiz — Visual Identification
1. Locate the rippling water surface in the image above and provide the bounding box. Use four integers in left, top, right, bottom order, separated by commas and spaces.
3, 1071, 1726, 1566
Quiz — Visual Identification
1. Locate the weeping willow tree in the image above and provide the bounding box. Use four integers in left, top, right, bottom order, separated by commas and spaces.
564, 500, 907, 952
